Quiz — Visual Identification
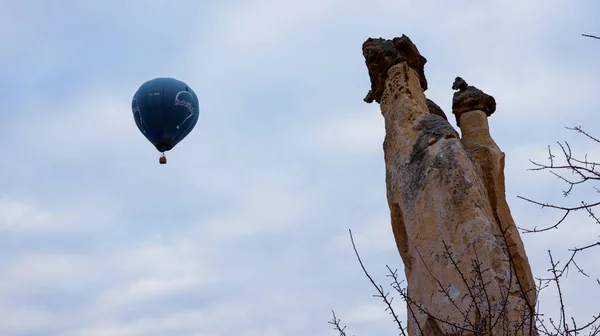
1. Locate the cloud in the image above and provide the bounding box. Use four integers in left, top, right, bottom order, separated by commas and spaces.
293, 105, 384, 158
0, 304, 68, 335
0, 198, 56, 230
215, 0, 339, 50
327, 216, 397, 255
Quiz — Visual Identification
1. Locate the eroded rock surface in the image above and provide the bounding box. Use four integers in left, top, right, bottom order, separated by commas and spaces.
426, 98, 448, 120
362, 36, 535, 336
363, 35, 427, 104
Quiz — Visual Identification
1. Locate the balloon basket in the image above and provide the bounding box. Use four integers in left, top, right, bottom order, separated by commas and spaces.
159, 153, 167, 164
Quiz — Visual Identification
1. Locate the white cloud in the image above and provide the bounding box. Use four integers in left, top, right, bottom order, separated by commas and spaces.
328, 216, 396, 255
342, 301, 404, 325
195, 170, 315, 238
0, 196, 115, 234
1, 253, 97, 290
294, 106, 384, 157
0, 304, 68, 335
215, 0, 338, 50
475, 64, 598, 123
6, 87, 138, 161
61, 309, 223, 336
92, 276, 203, 315
0, 198, 55, 230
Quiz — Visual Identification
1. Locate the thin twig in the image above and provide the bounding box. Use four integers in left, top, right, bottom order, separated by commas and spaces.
582, 34, 600, 40
328, 310, 351, 336
349, 229, 407, 336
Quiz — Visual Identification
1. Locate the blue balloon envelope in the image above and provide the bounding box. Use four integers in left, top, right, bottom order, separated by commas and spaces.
131, 77, 199, 162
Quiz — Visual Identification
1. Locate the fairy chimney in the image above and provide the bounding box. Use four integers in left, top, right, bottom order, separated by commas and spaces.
452, 77, 537, 309
362, 35, 536, 335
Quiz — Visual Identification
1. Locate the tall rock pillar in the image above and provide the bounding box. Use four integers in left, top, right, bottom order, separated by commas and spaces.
452, 77, 537, 309
362, 36, 536, 335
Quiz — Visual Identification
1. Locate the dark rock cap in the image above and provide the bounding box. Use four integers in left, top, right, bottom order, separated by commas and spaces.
362, 35, 427, 104
451, 77, 496, 126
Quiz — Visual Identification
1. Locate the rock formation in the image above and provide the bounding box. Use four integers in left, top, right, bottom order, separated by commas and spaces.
451, 77, 537, 310
362, 35, 536, 335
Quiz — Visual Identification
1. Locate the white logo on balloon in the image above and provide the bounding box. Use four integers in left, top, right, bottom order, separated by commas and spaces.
131, 98, 146, 133
174, 90, 196, 130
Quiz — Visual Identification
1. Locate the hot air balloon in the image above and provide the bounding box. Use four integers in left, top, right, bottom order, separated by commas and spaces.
131, 77, 200, 164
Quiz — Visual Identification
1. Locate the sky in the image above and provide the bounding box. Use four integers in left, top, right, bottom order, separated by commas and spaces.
0, 0, 599, 335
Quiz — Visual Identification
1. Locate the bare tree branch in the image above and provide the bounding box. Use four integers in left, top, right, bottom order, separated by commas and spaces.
349, 229, 408, 336
582, 33, 600, 40
328, 310, 352, 336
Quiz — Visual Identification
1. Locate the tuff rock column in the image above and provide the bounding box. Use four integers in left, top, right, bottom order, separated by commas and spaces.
362, 36, 535, 335
452, 76, 537, 315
